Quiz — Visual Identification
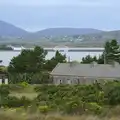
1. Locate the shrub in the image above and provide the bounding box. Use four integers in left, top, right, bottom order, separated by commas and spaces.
86, 102, 103, 115
39, 105, 49, 114
20, 82, 29, 88
6, 96, 20, 107
0, 85, 10, 107
64, 100, 85, 114
6, 96, 31, 108
0, 85, 9, 96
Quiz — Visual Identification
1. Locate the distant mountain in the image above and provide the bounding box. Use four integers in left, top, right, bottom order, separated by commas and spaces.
2, 20, 120, 46
0, 21, 103, 39
34, 28, 103, 37
0, 20, 28, 37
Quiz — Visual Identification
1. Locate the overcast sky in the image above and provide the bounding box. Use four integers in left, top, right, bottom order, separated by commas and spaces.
0, 0, 120, 31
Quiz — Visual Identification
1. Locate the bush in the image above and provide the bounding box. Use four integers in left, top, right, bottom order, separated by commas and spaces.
0, 85, 10, 107
0, 85, 9, 96
86, 102, 103, 115
35, 83, 120, 115
2, 81, 120, 116
6, 96, 20, 107
39, 105, 49, 114
6, 96, 31, 108
19, 82, 29, 88
64, 100, 85, 115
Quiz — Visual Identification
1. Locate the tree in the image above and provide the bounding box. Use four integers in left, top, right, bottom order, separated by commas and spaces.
104, 81, 120, 105
97, 54, 104, 64
81, 55, 97, 64
105, 40, 120, 63
44, 51, 66, 71
81, 39, 120, 64
98, 39, 120, 64
8, 46, 47, 73
104, 41, 111, 64
8, 46, 48, 84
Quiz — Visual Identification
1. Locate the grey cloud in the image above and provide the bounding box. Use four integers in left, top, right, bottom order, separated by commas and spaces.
0, 0, 120, 31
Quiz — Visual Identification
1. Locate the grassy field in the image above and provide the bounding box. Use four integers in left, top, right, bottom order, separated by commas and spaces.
9, 93, 37, 99
9, 84, 38, 100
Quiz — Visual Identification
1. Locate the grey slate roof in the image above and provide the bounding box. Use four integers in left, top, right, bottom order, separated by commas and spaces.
50, 63, 120, 78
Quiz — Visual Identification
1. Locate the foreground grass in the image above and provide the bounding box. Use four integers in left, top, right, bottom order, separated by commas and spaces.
1, 106, 120, 120
0, 110, 120, 120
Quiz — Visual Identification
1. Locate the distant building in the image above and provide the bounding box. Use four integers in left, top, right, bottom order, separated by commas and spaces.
50, 62, 120, 85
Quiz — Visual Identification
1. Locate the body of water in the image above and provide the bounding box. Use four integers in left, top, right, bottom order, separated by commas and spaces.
0, 50, 102, 66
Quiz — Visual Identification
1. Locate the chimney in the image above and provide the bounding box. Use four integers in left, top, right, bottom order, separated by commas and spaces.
68, 56, 71, 62
69, 61, 78, 67
90, 61, 97, 67
69, 62, 74, 67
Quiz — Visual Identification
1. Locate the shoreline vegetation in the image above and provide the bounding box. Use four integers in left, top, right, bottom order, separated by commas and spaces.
0, 47, 13, 51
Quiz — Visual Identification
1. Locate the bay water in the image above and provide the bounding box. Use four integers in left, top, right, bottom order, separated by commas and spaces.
0, 50, 102, 66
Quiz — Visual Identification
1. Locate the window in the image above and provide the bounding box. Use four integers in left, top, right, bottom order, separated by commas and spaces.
60, 80, 62, 84
2, 77, 4, 84
77, 79, 80, 84
68, 79, 71, 84
2, 79, 4, 84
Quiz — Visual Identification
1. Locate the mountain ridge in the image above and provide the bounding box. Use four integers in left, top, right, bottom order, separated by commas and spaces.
34, 28, 103, 37
0, 20, 103, 37
1, 20, 120, 45
0, 20, 28, 37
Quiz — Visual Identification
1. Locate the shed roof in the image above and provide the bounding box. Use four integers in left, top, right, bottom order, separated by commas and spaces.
50, 63, 120, 78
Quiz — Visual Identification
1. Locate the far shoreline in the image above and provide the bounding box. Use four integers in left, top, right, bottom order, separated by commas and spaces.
0, 47, 104, 52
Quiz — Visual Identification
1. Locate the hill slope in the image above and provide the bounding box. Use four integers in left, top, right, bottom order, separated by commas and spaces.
0, 20, 28, 37
1, 20, 120, 46
79, 30, 120, 43
34, 28, 102, 37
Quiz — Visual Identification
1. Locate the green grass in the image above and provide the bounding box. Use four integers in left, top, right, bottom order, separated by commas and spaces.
9, 84, 38, 100
9, 93, 37, 99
